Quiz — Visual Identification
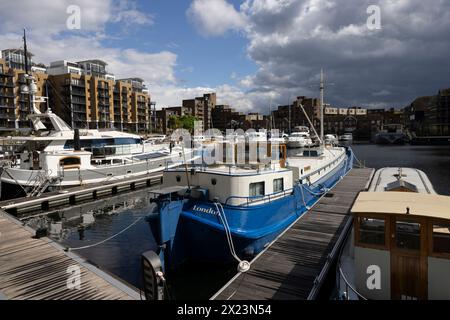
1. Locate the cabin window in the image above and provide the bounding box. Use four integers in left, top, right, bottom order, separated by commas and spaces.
358, 217, 385, 246
432, 224, 450, 254
273, 178, 284, 193
249, 182, 265, 197
59, 156, 81, 167
176, 175, 181, 182
395, 220, 421, 250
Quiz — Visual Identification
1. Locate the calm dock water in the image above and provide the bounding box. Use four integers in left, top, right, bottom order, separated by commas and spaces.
19, 144, 450, 299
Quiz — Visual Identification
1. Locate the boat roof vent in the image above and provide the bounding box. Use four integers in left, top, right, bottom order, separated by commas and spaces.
385, 180, 418, 193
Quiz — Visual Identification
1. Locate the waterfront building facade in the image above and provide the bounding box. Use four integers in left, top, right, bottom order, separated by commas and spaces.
0, 51, 152, 133
0, 56, 48, 131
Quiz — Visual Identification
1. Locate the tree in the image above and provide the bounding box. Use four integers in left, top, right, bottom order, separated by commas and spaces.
168, 115, 180, 130
179, 115, 197, 132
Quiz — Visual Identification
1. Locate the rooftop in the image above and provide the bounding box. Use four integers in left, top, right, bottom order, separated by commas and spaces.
351, 191, 450, 220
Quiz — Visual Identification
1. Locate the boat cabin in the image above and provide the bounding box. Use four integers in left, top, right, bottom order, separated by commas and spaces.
162, 143, 291, 206
351, 191, 450, 300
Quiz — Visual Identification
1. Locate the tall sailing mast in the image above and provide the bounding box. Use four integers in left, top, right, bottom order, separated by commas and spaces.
319, 69, 324, 143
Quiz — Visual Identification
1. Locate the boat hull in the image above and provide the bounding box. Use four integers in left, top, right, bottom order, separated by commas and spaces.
150, 148, 354, 271
0, 150, 198, 200
287, 140, 306, 148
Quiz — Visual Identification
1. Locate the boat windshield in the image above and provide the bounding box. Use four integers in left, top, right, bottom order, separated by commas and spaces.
64, 137, 142, 156
18, 140, 52, 152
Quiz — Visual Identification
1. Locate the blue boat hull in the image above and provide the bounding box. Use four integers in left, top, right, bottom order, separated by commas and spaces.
149, 148, 354, 271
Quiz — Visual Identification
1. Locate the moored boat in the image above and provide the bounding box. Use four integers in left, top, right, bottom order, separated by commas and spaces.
146, 142, 353, 272
0, 110, 196, 199
337, 167, 450, 300
287, 126, 313, 148
375, 124, 407, 145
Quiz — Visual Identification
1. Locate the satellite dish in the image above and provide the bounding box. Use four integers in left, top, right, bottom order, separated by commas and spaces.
29, 82, 38, 93
20, 85, 29, 94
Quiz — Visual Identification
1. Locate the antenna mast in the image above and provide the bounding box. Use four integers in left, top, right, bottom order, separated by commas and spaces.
320, 69, 324, 143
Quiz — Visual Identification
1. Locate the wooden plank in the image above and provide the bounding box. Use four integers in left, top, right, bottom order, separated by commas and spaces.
0, 211, 140, 300
213, 168, 374, 300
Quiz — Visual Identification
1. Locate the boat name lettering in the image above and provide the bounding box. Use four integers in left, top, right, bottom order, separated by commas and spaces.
192, 205, 217, 215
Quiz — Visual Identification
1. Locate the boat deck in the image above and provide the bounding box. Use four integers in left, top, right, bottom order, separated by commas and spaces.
0, 210, 141, 300
211, 167, 374, 300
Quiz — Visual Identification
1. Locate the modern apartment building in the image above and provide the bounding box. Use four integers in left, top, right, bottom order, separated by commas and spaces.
403, 88, 450, 136
1, 49, 33, 71
182, 93, 216, 131
45, 60, 151, 131
272, 96, 320, 133
0, 47, 153, 133
0, 55, 48, 131
154, 106, 191, 134
211, 104, 245, 131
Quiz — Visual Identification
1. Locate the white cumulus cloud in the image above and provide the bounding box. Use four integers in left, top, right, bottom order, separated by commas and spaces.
186, 0, 248, 37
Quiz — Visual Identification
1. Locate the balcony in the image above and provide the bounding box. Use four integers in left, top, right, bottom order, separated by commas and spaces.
72, 100, 86, 106
0, 104, 16, 109
0, 70, 14, 77
71, 91, 86, 97
19, 105, 30, 112
0, 92, 15, 98
0, 113, 15, 120
0, 81, 14, 88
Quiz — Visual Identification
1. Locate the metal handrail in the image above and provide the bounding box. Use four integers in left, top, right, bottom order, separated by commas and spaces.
224, 187, 294, 206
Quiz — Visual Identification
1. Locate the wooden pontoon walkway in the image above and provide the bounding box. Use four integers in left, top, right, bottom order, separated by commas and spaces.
0, 210, 141, 300
212, 168, 374, 300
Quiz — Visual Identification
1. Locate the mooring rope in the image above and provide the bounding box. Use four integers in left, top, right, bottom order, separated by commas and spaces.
214, 202, 250, 273
350, 147, 365, 168
65, 216, 144, 251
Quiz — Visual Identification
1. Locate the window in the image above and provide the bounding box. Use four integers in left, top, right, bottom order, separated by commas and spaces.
358, 217, 385, 246
59, 156, 81, 167
432, 224, 450, 254
249, 182, 265, 197
273, 178, 284, 193
396, 220, 421, 250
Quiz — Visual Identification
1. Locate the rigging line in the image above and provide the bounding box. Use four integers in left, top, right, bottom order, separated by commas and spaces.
65, 216, 143, 251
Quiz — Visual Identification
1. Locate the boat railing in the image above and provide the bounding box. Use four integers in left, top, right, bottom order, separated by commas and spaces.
165, 162, 280, 176
335, 217, 368, 301
224, 187, 294, 207
297, 152, 346, 182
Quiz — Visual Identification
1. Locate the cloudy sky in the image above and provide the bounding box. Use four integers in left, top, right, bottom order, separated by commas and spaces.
1, 0, 449, 114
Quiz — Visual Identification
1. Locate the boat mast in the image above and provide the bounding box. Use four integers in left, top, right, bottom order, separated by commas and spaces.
288, 95, 291, 134
23, 29, 29, 75
320, 69, 324, 144
23, 29, 39, 130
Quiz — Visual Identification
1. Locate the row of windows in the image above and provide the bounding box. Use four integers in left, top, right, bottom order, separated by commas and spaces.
357, 216, 450, 255
63, 137, 142, 149
249, 178, 284, 197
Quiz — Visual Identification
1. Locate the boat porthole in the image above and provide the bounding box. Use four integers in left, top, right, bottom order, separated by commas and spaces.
211, 178, 217, 185
176, 175, 181, 182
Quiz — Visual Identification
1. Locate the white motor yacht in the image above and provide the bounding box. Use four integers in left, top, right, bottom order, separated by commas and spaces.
1, 109, 196, 199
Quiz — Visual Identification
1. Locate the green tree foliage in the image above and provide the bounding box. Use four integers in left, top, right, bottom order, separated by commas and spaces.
168, 115, 197, 132
179, 115, 197, 131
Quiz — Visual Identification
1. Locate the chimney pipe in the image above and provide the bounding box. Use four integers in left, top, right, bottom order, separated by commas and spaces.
74, 128, 81, 151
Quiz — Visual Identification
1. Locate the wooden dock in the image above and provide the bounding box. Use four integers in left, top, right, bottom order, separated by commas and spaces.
212, 168, 374, 300
0, 210, 141, 300
0, 173, 162, 216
